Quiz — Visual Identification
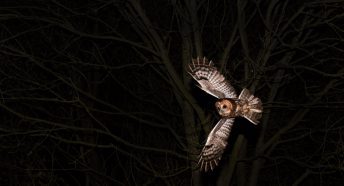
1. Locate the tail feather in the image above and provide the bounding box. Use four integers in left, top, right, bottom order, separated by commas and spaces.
238, 88, 263, 125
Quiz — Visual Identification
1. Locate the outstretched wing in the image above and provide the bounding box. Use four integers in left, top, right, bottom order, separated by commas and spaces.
198, 118, 235, 172
188, 57, 237, 99
238, 88, 263, 125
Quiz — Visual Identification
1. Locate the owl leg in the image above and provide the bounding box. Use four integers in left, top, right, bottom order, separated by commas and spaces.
238, 88, 263, 124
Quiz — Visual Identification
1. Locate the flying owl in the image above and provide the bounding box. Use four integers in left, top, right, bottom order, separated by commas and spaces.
188, 57, 263, 172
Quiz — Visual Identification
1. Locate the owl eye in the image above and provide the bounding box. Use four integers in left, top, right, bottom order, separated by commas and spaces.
222, 105, 227, 109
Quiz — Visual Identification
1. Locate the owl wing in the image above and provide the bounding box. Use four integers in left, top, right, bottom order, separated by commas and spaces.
188, 57, 237, 99
198, 118, 235, 172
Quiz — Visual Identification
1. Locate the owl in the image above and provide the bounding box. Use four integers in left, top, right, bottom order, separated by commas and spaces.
188, 57, 263, 172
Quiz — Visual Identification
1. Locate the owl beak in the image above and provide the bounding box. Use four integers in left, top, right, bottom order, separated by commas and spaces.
218, 109, 225, 115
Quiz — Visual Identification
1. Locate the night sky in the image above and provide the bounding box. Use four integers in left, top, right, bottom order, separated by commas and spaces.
0, 0, 343, 185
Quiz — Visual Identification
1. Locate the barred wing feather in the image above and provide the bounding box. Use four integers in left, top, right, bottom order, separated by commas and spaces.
188, 57, 237, 99
198, 118, 235, 171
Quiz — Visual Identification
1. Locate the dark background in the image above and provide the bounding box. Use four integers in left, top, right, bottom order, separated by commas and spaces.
0, 0, 343, 185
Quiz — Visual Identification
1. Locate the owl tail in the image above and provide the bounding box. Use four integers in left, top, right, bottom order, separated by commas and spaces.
238, 88, 263, 125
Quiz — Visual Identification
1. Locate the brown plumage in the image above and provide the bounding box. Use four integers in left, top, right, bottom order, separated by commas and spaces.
188, 57, 263, 171
216, 88, 262, 125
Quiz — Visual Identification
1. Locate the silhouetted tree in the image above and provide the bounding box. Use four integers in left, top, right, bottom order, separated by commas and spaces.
0, 0, 343, 185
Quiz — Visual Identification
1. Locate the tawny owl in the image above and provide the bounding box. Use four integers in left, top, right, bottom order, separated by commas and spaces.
188, 57, 263, 172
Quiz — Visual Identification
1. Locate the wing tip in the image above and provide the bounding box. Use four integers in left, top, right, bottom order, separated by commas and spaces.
198, 158, 221, 172
191, 56, 214, 67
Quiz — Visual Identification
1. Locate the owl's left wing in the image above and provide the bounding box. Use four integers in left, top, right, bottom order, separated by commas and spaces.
188, 57, 237, 99
198, 118, 235, 172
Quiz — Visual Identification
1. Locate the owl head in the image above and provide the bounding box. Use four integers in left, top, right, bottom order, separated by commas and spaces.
215, 99, 235, 117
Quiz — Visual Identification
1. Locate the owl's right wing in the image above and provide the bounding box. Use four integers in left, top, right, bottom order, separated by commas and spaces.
198, 118, 235, 172
188, 57, 237, 99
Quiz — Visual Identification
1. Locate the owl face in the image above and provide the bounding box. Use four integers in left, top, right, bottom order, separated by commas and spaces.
215, 99, 235, 117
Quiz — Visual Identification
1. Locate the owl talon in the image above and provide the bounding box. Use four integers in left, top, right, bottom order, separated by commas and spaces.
238, 88, 263, 125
